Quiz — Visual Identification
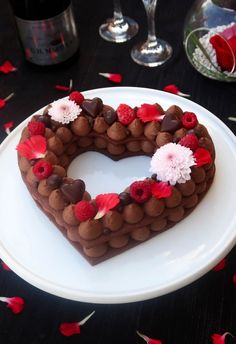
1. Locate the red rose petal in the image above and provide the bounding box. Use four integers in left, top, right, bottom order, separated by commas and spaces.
3, 121, 14, 135
60, 322, 81, 336
16, 135, 47, 160
0, 99, 6, 109
0, 60, 17, 74
194, 147, 212, 167
55, 79, 73, 92
55, 85, 70, 91
136, 331, 162, 344
1, 261, 11, 271
211, 332, 233, 344
232, 274, 236, 284
0, 296, 25, 314
151, 181, 172, 199
59, 311, 95, 337
99, 73, 122, 83
163, 84, 179, 94
213, 258, 226, 272
137, 104, 164, 123
94, 193, 120, 219
163, 84, 190, 97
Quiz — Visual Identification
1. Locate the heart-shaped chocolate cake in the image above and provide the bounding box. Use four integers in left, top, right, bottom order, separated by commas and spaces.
17, 92, 215, 265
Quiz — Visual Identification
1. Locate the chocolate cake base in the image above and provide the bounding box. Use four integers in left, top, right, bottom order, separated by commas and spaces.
20, 158, 215, 265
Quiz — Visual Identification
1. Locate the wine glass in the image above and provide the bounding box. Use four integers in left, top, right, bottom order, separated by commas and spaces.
99, 0, 139, 43
131, 0, 172, 67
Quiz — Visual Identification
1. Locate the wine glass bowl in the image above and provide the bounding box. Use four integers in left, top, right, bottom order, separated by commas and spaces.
99, 0, 139, 43
131, 0, 172, 67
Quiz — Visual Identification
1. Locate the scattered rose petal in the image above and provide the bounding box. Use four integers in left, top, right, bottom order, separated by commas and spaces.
151, 181, 172, 199
59, 311, 95, 337
228, 117, 236, 122
213, 258, 226, 272
194, 147, 212, 167
163, 84, 190, 97
137, 104, 164, 123
0, 92, 14, 109
1, 261, 11, 271
94, 193, 120, 219
99, 73, 122, 83
16, 135, 47, 160
3, 121, 14, 135
211, 332, 233, 344
0, 296, 24, 314
136, 331, 162, 344
232, 274, 236, 284
0, 60, 17, 74
55, 79, 73, 92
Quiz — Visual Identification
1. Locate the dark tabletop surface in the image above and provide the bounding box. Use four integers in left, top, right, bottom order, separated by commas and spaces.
0, 0, 236, 343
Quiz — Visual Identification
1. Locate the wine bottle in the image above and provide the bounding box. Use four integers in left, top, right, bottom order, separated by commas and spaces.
9, 0, 79, 66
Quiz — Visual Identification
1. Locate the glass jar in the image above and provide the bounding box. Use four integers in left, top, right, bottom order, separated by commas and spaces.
183, 0, 236, 81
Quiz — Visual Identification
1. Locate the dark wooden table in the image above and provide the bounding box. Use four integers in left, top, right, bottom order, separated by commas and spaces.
0, 0, 236, 343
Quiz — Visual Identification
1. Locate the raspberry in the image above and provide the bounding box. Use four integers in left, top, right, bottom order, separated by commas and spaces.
28, 121, 45, 136
69, 91, 84, 105
179, 134, 199, 152
116, 103, 136, 125
32, 160, 53, 180
130, 180, 152, 203
74, 201, 96, 222
182, 112, 198, 129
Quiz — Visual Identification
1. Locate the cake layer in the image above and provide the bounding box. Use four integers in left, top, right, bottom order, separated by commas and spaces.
17, 95, 216, 265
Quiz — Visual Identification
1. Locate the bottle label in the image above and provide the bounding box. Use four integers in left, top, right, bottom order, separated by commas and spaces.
15, 4, 79, 65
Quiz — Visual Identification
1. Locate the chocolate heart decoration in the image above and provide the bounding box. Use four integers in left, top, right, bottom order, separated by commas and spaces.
60, 179, 85, 204
160, 113, 182, 133
103, 109, 117, 125
81, 97, 103, 118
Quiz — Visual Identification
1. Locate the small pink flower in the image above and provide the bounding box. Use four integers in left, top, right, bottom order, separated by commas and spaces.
59, 311, 95, 337
150, 143, 196, 185
136, 331, 162, 344
0, 296, 25, 314
163, 84, 190, 97
211, 332, 233, 344
48, 98, 81, 124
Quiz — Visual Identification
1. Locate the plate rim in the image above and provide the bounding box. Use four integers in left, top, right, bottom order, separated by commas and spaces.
1, 86, 236, 304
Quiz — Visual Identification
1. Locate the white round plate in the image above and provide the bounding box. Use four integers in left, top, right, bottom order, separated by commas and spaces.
0, 87, 236, 304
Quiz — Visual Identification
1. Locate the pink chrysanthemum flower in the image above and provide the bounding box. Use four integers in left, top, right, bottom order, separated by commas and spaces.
150, 143, 196, 185
48, 98, 81, 124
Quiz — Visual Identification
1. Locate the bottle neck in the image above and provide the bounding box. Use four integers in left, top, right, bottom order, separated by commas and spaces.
212, 0, 236, 10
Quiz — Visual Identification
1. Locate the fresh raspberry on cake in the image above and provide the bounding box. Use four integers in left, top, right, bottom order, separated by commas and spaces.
117, 104, 136, 125
32, 160, 53, 180
74, 201, 96, 222
27, 121, 45, 136
182, 112, 198, 129
179, 134, 199, 152
130, 180, 152, 203
69, 91, 84, 105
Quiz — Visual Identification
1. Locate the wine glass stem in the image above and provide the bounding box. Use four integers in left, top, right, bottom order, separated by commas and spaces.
113, 0, 124, 21
144, 0, 158, 44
